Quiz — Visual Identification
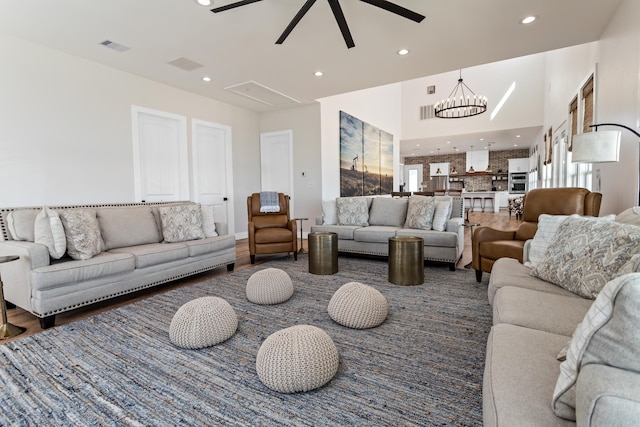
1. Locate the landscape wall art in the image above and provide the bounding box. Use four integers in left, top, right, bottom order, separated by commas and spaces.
339, 111, 393, 197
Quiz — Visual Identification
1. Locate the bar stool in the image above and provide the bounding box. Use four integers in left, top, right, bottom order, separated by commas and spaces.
472, 197, 483, 212
482, 196, 494, 213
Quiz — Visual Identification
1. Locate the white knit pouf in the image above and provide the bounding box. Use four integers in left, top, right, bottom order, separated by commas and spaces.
169, 296, 238, 349
256, 325, 339, 393
327, 282, 388, 329
246, 268, 294, 305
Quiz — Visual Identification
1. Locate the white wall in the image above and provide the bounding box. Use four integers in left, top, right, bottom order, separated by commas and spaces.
0, 34, 260, 236
259, 103, 322, 234
318, 83, 403, 200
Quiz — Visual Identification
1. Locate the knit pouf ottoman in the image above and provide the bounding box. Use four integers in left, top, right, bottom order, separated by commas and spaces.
169, 296, 238, 349
246, 268, 294, 305
327, 282, 388, 329
256, 325, 339, 393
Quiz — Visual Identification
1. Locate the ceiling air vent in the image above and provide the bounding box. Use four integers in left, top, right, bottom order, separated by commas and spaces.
419, 105, 436, 120
100, 40, 130, 52
167, 57, 204, 72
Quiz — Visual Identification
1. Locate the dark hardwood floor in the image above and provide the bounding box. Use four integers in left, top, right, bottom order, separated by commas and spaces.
2, 209, 520, 344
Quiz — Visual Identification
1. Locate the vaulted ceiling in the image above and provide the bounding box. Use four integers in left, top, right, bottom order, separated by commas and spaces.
0, 0, 622, 152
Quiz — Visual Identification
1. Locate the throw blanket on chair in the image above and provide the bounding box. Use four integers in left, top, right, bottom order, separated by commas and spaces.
259, 191, 280, 213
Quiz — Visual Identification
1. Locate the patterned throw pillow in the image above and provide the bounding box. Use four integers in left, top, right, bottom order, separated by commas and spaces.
431, 199, 452, 232
322, 200, 338, 225
552, 273, 640, 420
159, 204, 205, 243
404, 196, 435, 230
336, 197, 369, 226
34, 206, 67, 259
531, 217, 640, 299
59, 209, 103, 260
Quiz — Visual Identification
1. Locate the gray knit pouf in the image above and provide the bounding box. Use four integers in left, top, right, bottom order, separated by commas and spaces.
246, 268, 294, 305
256, 325, 339, 393
169, 296, 238, 349
327, 282, 388, 329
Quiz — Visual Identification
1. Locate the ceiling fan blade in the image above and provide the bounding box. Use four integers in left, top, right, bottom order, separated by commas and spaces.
211, 0, 263, 13
328, 0, 355, 48
359, 0, 425, 23
276, 0, 317, 45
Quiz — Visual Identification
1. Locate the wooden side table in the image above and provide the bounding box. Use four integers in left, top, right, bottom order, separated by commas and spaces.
0, 255, 26, 340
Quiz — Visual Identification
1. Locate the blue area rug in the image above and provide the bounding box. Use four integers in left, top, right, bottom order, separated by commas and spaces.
0, 256, 492, 426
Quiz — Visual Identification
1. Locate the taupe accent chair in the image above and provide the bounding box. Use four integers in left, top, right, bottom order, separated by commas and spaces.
247, 193, 298, 264
472, 187, 602, 282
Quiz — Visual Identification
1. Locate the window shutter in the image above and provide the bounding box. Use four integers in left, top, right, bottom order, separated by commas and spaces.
582, 75, 594, 133
568, 97, 578, 152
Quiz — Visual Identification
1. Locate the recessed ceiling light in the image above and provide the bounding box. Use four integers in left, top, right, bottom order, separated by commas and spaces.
522, 16, 536, 24
314, 71, 323, 77
202, 76, 212, 82
479, 138, 484, 141
397, 49, 409, 55
447, 141, 450, 144
196, 0, 212, 6
516, 135, 521, 138
416, 144, 420, 147
514, 144, 519, 147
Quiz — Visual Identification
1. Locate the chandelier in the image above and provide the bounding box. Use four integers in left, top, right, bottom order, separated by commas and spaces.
434, 70, 487, 119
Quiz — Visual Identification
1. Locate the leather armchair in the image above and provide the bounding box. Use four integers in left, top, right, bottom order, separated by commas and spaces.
247, 193, 297, 264
472, 187, 602, 282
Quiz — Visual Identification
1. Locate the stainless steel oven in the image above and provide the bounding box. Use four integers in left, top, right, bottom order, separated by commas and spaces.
509, 172, 528, 194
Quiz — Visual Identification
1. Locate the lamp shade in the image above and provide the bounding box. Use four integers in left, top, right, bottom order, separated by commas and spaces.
571, 131, 621, 163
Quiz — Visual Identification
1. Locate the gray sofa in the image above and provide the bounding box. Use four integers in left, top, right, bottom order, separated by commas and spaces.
0, 202, 236, 329
484, 215, 640, 426
311, 195, 464, 270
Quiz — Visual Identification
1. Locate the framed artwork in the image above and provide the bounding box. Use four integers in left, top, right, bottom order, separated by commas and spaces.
339, 111, 393, 197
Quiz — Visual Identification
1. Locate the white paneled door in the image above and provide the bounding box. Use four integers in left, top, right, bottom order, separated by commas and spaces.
192, 119, 234, 233
260, 130, 293, 217
132, 106, 189, 202
404, 164, 423, 192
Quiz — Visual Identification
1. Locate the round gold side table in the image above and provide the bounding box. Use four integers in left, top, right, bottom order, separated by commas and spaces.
0, 255, 26, 340
308, 232, 338, 275
388, 236, 424, 286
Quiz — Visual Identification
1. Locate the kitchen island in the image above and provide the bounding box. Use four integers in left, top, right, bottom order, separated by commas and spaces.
461, 191, 509, 213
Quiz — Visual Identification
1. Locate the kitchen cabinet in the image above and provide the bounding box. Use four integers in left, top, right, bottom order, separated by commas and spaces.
508, 158, 529, 173
466, 150, 489, 173
429, 162, 449, 176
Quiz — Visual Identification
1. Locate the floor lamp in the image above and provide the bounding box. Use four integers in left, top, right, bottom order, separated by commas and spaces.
572, 123, 640, 205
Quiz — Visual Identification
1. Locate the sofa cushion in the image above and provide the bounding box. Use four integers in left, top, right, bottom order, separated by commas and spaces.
616, 206, 640, 226
321, 200, 338, 225
110, 242, 189, 269
183, 234, 235, 257
31, 252, 135, 290
97, 206, 162, 250
353, 226, 399, 244
552, 273, 640, 420
404, 196, 435, 230
484, 323, 572, 427
493, 286, 592, 336
34, 206, 66, 259
159, 204, 205, 243
6, 209, 39, 241
532, 217, 640, 299
488, 258, 579, 305
310, 224, 360, 240
59, 209, 103, 260
336, 197, 369, 226
368, 197, 408, 227
200, 205, 218, 237
395, 228, 456, 247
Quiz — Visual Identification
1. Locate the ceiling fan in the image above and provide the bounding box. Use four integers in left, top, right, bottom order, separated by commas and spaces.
211, 0, 425, 48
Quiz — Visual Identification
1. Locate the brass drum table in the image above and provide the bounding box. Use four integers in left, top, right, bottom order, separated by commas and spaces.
308, 232, 338, 275
388, 236, 424, 286
0, 255, 26, 340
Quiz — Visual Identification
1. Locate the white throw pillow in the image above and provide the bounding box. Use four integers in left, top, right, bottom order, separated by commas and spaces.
200, 205, 218, 237
431, 200, 452, 232
552, 273, 640, 420
322, 200, 338, 225
34, 206, 67, 259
